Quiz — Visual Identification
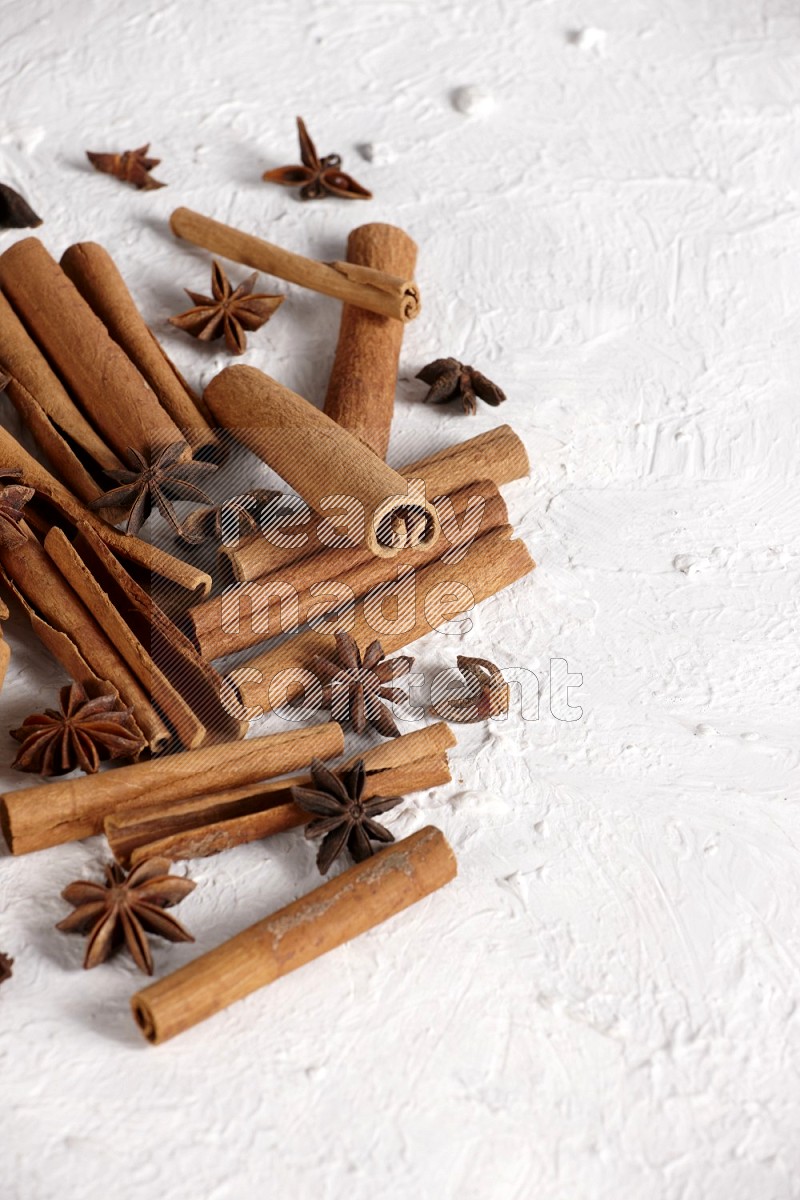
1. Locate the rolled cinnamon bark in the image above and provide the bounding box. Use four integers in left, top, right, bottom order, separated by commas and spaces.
60, 242, 221, 462
0, 597, 9, 694
131, 825, 456, 1044
323, 224, 418, 458
230, 525, 534, 718
0, 721, 343, 855
0, 238, 185, 461
0, 291, 122, 504
170, 207, 421, 322
106, 722, 457, 866
0, 524, 170, 753
203, 365, 440, 560
189, 480, 508, 659
0, 423, 211, 598
222, 424, 529, 583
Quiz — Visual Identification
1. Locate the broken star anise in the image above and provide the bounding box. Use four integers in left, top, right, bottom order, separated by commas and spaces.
303, 630, 413, 738
415, 357, 506, 416
89, 441, 218, 537
430, 656, 510, 723
86, 144, 165, 190
291, 758, 403, 874
11, 682, 145, 776
0, 182, 42, 230
169, 260, 284, 356
263, 116, 372, 201
56, 858, 195, 974
0, 465, 34, 549
0, 952, 12, 987
178, 487, 281, 545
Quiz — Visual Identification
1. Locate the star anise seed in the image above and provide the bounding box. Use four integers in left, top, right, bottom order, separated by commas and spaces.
0, 182, 42, 229
302, 630, 413, 738
89, 441, 218, 537
263, 116, 372, 201
56, 858, 196, 974
416, 357, 506, 416
169, 260, 284, 356
86, 144, 166, 190
291, 758, 402, 874
0, 465, 34, 549
11, 682, 146, 776
178, 487, 282, 545
0, 952, 13, 987
430, 655, 510, 723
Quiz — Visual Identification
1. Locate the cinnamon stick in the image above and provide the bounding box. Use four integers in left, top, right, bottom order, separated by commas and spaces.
60, 242, 221, 462
0, 291, 123, 505
0, 721, 343, 856
106, 723, 457, 866
0, 238, 185, 461
170, 207, 421, 323
190, 480, 508, 659
0, 597, 9, 693
222, 424, 529, 583
0, 423, 211, 599
0, 523, 170, 753
203, 365, 440, 560
131, 826, 456, 1044
230, 525, 534, 719
324, 224, 418, 457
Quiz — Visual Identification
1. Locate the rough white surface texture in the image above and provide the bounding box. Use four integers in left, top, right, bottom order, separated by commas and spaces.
1, 1, 799, 1197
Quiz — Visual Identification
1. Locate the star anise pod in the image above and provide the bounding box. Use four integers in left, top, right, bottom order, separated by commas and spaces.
178, 487, 281, 545
263, 116, 372, 201
56, 858, 195, 974
292, 758, 402, 874
0, 465, 34, 549
0, 182, 42, 229
86, 144, 165, 190
89, 441, 217, 537
0, 952, 12, 987
416, 357, 506, 415
303, 630, 413, 738
11, 682, 146, 776
169, 260, 284, 355
430, 656, 510, 723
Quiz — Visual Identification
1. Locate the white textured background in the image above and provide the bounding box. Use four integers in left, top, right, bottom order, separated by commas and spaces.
2, 1, 800, 1197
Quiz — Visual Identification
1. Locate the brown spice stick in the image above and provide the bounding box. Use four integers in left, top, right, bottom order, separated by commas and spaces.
170, 207, 421, 323
222, 424, 529, 583
190, 480, 508, 659
0, 721, 344, 856
231, 525, 534, 719
204, 365, 440, 560
323, 224, 418, 458
0, 238, 185, 461
106, 722, 457, 866
43, 527, 206, 751
0, 291, 123, 504
131, 825, 455, 1044
0, 524, 169, 753
60, 242, 221, 461
0, 423, 211, 598
0, 597, 9, 693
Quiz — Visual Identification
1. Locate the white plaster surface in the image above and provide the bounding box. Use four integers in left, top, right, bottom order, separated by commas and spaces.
1, 1, 800, 1197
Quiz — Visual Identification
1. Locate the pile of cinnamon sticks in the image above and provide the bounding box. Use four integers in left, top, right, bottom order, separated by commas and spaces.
0, 214, 533, 1043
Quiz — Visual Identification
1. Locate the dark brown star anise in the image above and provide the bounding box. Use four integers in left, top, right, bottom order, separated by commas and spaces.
430, 656, 510, 723
0, 465, 34, 549
263, 116, 372, 201
86, 144, 166, 190
57, 858, 196, 974
416, 357, 506, 415
0, 182, 42, 229
89, 441, 217, 537
304, 630, 413, 738
178, 487, 281, 545
292, 758, 402, 874
169, 260, 284, 356
11, 682, 145, 776
0, 952, 12, 987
